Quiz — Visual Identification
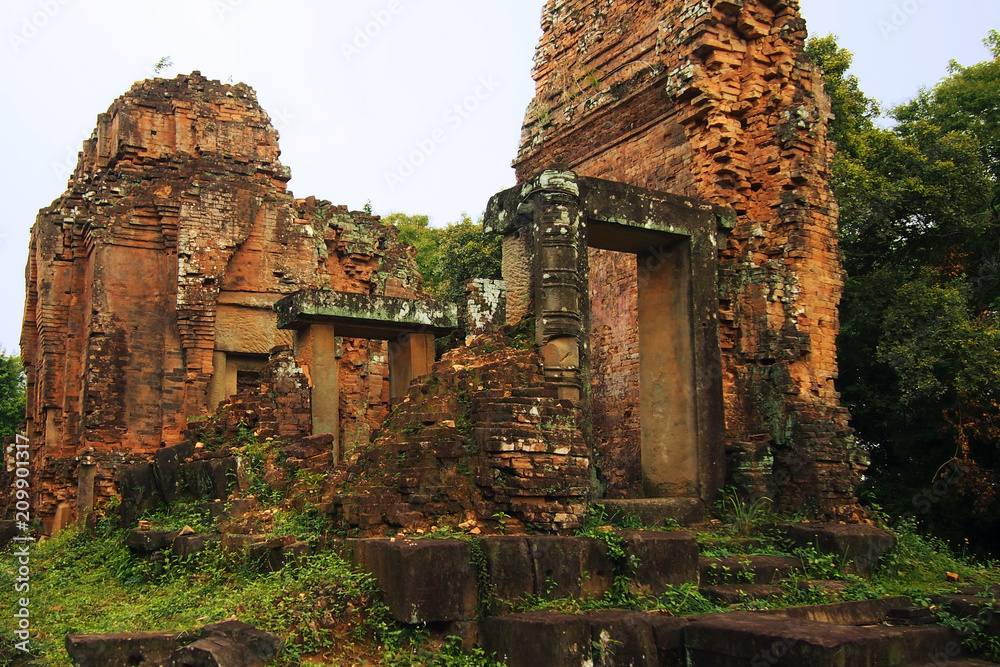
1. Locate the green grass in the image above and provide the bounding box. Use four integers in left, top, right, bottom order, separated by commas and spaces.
0, 518, 500, 665
3, 499, 999, 665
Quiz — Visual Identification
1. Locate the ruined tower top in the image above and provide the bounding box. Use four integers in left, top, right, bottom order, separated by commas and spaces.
67, 71, 288, 187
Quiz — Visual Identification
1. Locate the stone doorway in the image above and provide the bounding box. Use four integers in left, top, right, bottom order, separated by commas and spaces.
486, 169, 732, 513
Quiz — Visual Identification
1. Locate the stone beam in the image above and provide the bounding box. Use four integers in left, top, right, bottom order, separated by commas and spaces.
275, 290, 458, 339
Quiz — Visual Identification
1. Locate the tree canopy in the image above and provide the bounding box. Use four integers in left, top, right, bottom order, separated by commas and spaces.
382, 212, 502, 305
808, 32, 1000, 553
0, 351, 26, 439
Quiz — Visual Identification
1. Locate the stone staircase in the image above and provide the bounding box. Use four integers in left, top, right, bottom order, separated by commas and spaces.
698, 554, 803, 604
111, 446, 999, 666
341, 530, 999, 667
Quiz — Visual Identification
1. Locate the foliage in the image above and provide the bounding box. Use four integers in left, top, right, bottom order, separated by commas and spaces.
0, 518, 446, 666
139, 501, 216, 534
809, 31, 1000, 555
714, 487, 774, 537
383, 212, 502, 304
153, 56, 173, 74
0, 351, 26, 439
805, 35, 881, 158
936, 608, 1000, 661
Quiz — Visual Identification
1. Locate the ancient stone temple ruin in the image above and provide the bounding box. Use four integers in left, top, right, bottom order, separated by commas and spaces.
10, 0, 865, 535
15, 73, 451, 531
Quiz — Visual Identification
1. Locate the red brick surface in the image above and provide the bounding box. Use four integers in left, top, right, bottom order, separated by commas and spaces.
18, 73, 425, 525
515, 0, 861, 514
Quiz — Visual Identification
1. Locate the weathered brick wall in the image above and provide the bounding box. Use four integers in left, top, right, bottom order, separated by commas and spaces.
19, 73, 425, 527
588, 249, 642, 498
515, 0, 862, 515
191, 347, 313, 444
325, 332, 590, 536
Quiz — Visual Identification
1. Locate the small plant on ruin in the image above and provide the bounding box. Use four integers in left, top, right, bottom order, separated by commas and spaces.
153, 55, 173, 74
793, 543, 845, 581
716, 487, 774, 536
492, 511, 511, 534
935, 607, 1000, 661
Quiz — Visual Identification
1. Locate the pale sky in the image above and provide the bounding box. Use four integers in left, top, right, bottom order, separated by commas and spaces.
1, 0, 998, 355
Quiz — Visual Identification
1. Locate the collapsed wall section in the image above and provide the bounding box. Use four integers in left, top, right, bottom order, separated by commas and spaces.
515, 0, 862, 514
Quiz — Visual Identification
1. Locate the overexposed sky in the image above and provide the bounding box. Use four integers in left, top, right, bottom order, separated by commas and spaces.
1, 0, 998, 354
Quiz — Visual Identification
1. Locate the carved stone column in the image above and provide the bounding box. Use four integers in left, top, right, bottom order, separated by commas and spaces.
527, 169, 588, 401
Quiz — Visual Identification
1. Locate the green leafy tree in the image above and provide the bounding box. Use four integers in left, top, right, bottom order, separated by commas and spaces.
805, 35, 881, 158
810, 32, 1000, 553
0, 352, 26, 439
382, 212, 502, 303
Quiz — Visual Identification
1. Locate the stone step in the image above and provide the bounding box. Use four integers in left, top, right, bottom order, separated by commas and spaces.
908, 660, 1000, 666
480, 610, 690, 667
699, 555, 801, 586
346, 532, 699, 623
479, 608, 987, 667
777, 522, 895, 578
685, 613, 958, 666
701, 583, 785, 604
600, 498, 707, 527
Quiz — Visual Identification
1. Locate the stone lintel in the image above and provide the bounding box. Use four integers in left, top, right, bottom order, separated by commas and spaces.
485, 170, 737, 238
275, 290, 458, 339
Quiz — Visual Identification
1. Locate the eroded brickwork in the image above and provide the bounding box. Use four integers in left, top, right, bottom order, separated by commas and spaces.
324, 332, 590, 536
19, 73, 425, 528
515, 0, 861, 515
588, 249, 641, 498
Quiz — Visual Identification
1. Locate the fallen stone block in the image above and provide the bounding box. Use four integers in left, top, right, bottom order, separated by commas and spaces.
65, 631, 191, 666
65, 621, 282, 667
480, 612, 591, 667
170, 636, 252, 666
127, 530, 179, 555
172, 534, 217, 559
528, 535, 613, 601
617, 530, 699, 594
187, 621, 283, 666
220, 533, 268, 554
348, 538, 477, 624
